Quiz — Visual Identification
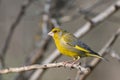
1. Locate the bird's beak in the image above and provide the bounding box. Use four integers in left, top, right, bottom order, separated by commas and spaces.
48, 31, 54, 36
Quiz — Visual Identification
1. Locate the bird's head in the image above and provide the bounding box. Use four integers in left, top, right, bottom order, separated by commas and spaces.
48, 27, 64, 39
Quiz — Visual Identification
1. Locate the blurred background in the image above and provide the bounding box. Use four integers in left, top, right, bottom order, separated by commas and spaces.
0, 0, 120, 80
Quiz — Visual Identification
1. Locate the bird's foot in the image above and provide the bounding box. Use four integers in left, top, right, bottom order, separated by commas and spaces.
63, 60, 74, 66
63, 60, 81, 69
69, 60, 81, 69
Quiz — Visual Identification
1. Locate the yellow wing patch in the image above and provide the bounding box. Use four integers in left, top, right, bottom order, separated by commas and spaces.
75, 45, 89, 52
86, 53, 104, 59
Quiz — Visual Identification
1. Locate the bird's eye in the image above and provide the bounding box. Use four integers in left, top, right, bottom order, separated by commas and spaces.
53, 30, 57, 33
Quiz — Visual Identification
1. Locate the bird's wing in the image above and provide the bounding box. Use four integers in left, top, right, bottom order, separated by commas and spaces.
62, 33, 103, 59
62, 33, 92, 53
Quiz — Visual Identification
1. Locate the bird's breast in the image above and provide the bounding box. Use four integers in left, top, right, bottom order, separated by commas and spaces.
55, 39, 82, 57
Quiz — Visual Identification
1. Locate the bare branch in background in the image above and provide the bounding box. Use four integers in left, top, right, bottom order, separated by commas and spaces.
29, 1, 120, 80
78, 0, 114, 16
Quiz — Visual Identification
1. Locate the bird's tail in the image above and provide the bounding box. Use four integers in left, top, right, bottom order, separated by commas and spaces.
86, 53, 108, 61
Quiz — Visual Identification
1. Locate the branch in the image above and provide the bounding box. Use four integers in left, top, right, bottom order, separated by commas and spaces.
29, 1, 120, 80
0, 62, 87, 74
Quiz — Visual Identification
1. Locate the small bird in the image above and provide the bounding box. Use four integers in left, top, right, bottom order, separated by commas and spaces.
48, 27, 104, 62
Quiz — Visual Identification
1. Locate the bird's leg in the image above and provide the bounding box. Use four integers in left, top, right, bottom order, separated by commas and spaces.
70, 56, 81, 67
63, 57, 81, 69
63, 57, 78, 66
63, 56, 81, 67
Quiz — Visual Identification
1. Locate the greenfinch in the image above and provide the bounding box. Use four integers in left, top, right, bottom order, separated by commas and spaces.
48, 27, 104, 61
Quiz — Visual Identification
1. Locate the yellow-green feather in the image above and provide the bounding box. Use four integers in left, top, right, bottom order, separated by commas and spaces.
75, 45, 89, 52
